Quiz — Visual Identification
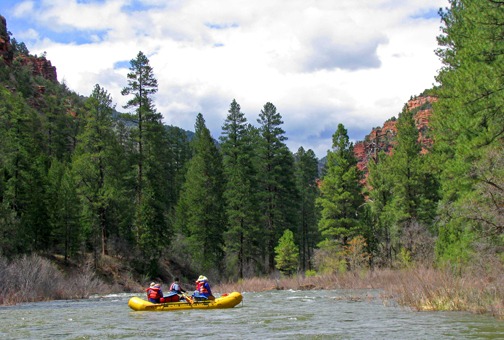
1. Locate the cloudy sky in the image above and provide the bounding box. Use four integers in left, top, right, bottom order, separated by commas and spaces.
2, 0, 447, 158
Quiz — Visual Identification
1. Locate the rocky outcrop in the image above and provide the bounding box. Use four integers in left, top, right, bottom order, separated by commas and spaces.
17, 55, 58, 82
0, 15, 13, 63
407, 95, 437, 110
0, 15, 57, 82
354, 95, 436, 181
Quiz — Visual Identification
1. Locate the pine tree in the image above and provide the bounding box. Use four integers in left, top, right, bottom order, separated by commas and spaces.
388, 106, 424, 261
46, 159, 81, 262
71, 84, 121, 261
220, 99, 261, 278
121, 51, 171, 270
433, 0, 504, 258
376, 106, 438, 263
256, 102, 299, 272
176, 113, 226, 274
274, 229, 299, 276
317, 124, 364, 246
165, 125, 192, 209
366, 151, 396, 266
0, 87, 49, 256
121, 51, 158, 239
294, 147, 320, 272
141, 111, 174, 269
38, 82, 77, 162
100, 116, 137, 257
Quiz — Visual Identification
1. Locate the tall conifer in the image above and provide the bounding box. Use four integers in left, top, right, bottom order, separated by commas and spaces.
121, 51, 170, 270
294, 147, 319, 271
121, 51, 158, 219
317, 124, 364, 246
0, 88, 48, 256
72, 84, 121, 260
433, 0, 504, 259
383, 106, 437, 262
256, 102, 299, 272
366, 151, 396, 266
220, 99, 260, 278
176, 114, 226, 274
47, 159, 81, 262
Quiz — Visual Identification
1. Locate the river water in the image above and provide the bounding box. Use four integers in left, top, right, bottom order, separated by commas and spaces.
0, 289, 503, 339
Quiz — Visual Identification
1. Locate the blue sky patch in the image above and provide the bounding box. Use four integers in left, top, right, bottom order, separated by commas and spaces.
76, 0, 106, 3
317, 126, 338, 140
114, 60, 131, 69
122, 0, 164, 12
410, 8, 439, 20
2, 8, 107, 46
38, 29, 105, 45
8, 22, 103, 45
205, 22, 239, 30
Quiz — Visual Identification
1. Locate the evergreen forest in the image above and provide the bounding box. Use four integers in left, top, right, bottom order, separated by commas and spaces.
0, 0, 502, 286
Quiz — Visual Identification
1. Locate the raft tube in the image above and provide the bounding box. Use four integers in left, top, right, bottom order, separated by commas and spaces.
128, 292, 243, 311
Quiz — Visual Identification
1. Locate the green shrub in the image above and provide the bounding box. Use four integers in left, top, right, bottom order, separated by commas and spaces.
304, 269, 317, 277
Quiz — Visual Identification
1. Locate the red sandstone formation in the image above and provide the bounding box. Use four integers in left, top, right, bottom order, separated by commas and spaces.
17, 55, 58, 82
0, 15, 57, 82
0, 16, 13, 62
407, 96, 437, 110
354, 95, 436, 183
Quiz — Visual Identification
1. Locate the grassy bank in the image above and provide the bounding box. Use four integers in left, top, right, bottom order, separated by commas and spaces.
215, 266, 504, 319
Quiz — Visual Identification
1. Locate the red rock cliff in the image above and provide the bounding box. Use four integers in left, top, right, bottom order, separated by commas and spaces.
0, 15, 57, 82
354, 95, 436, 182
18, 55, 58, 82
0, 15, 13, 62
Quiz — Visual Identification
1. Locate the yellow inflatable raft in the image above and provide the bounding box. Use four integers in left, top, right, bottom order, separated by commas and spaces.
128, 292, 243, 311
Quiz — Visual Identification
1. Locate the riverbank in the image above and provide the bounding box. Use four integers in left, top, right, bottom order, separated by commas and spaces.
215, 266, 504, 320
1, 254, 502, 320
0, 254, 143, 305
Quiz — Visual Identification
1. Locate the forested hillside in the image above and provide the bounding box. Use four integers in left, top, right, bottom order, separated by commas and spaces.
0, 0, 502, 293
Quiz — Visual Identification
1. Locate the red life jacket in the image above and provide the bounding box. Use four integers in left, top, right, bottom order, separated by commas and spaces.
148, 287, 162, 300
198, 282, 209, 294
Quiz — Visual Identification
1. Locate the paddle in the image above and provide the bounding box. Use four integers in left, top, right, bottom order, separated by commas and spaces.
182, 292, 194, 305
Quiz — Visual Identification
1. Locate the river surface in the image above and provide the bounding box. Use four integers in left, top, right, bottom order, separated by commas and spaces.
0, 289, 503, 339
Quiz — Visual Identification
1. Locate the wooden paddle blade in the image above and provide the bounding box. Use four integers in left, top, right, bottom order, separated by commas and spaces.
181, 293, 193, 305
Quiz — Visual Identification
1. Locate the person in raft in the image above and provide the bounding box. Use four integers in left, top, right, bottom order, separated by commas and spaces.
193, 275, 215, 300
164, 277, 186, 302
170, 277, 186, 295
146, 282, 163, 303
146, 282, 155, 299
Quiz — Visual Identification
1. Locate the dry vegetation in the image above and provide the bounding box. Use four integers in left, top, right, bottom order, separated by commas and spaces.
215, 264, 504, 319
0, 254, 140, 305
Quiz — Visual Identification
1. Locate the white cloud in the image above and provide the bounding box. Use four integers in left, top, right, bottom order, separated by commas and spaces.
12, 1, 35, 17
5, 0, 448, 158
16, 28, 40, 41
